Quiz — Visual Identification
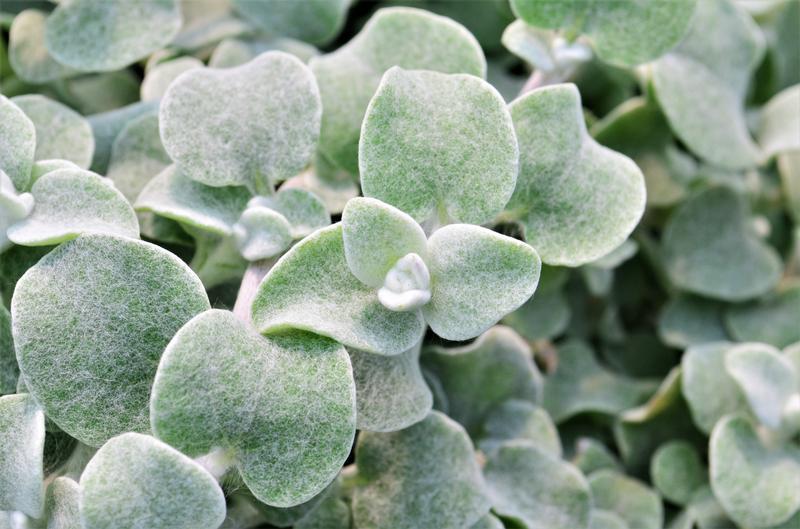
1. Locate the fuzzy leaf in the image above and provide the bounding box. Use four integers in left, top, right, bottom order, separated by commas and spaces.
725, 342, 797, 429
12, 234, 210, 446
588, 471, 663, 529
650, 0, 764, 169
662, 187, 781, 301
232, 0, 349, 45
251, 224, 426, 355
725, 286, 800, 349
510, 0, 696, 66
8, 168, 139, 246
342, 197, 428, 288
484, 442, 591, 529
352, 411, 490, 529
589, 511, 629, 529
0, 95, 36, 191
658, 296, 729, 349
140, 57, 204, 102
135, 165, 251, 236
311, 7, 486, 174
422, 224, 540, 340
0, 306, 17, 395
79, 433, 225, 529
650, 441, 706, 506
478, 399, 562, 458
252, 188, 330, 240
0, 394, 44, 517
758, 85, 800, 159
30, 159, 80, 184
506, 84, 645, 266
710, 415, 800, 528
0, 170, 34, 251
360, 67, 517, 227
160, 51, 321, 193
151, 310, 355, 507
349, 341, 432, 432
233, 205, 293, 261
89, 100, 159, 174
43, 477, 80, 529
423, 326, 542, 436
45, 0, 183, 72
8, 10, 75, 84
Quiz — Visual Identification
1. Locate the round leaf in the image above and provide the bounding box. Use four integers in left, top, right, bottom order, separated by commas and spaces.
658, 295, 729, 349
43, 477, 80, 529
151, 310, 355, 507
478, 399, 562, 458
588, 471, 663, 529
758, 85, 800, 159
45, 0, 183, 72
650, 441, 706, 506
0, 394, 44, 518
8, 9, 75, 84
140, 57, 203, 102
233, 205, 293, 261
88, 100, 159, 174
232, 0, 349, 45
79, 433, 225, 529
0, 95, 36, 191
360, 67, 517, 226
506, 84, 646, 266
252, 188, 330, 239
160, 51, 321, 193
251, 223, 426, 356
725, 286, 800, 348
12, 234, 210, 446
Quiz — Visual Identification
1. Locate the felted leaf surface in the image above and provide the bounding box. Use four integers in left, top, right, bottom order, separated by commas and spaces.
0, 170, 34, 252
572, 438, 623, 477
252, 188, 330, 240
662, 186, 781, 302
423, 326, 542, 436
650, 0, 763, 169
342, 197, 428, 288
349, 341, 432, 432
8, 168, 139, 246
484, 441, 591, 529
43, 477, 80, 529
681, 342, 747, 434
650, 441, 706, 506
151, 309, 355, 507
89, 100, 159, 174
30, 159, 80, 184
360, 67, 516, 226
588, 470, 663, 529
423, 224, 540, 340
352, 411, 490, 529
251, 224, 426, 355
0, 393, 45, 518
509, 0, 696, 67
725, 342, 797, 429
710, 415, 800, 528
758, 84, 800, 159
478, 399, 561, 457
501, 285, 571, 341
11, 95, 94, 170
506, 84, 645, 266
140, 57, 204, 102
589, 511, 629, 529
135, 165, 251, 236
658, 296, 729, 349
12, 234, 210, 446
543, 340, 651, 423
209, 37, 319, 69
79, 433, 226, 529
0, 95, 36, 191
45, 0, 182, 72
311, 7, 486, 176
8, 10, 75, 84
232, 0, 349, 45
725, 286, 800, 349
0, 306, 18, 395
233, 205, 293, 261
160, 51, 321, 193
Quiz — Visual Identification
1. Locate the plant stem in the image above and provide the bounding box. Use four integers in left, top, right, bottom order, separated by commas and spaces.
233, 257, 276, 323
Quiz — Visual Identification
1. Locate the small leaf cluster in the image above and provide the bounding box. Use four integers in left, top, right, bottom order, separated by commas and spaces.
0, 1, 799, 529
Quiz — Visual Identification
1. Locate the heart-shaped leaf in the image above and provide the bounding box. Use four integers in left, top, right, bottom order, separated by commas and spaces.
88, 100, 159, 174
310, 7, 486, 174
232, 0, 350, 45
423, 224, 540, 340
79, 433, 226, 529
140, 57, 204, 102
710, 414, 800, 528
423, 326, 542, 436
135, 164, 251, 236
160, 51, 321, 194
650, 441, 706, 506
12, 234, 210, 446
0, 393, 44, 517
681, 342, 748, 434
650, 0, 764, 169
505, 84, 645, 266
725, 342, 797, 429
588, 470, 663, 529
151, 310, 355, 507
484, 441, 591, 529
8, 9, 75, 84
543, 340, 651, 423
43, 477, 80, 529
342, 197, 428, 288
11, 95, 94, 170
509, 0, 697, 66
0, 95, 36, 191
726, 286, 800, 349
478, 399, 561, 457
662, 186, 782, 301
360, 67, 517, 227
352, 411, 491, 529
349, 341, 432, 432
45, 0, 183, 72
8, 168, 139, 246
658, 295, 729, 349
251, 223, 426, 355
